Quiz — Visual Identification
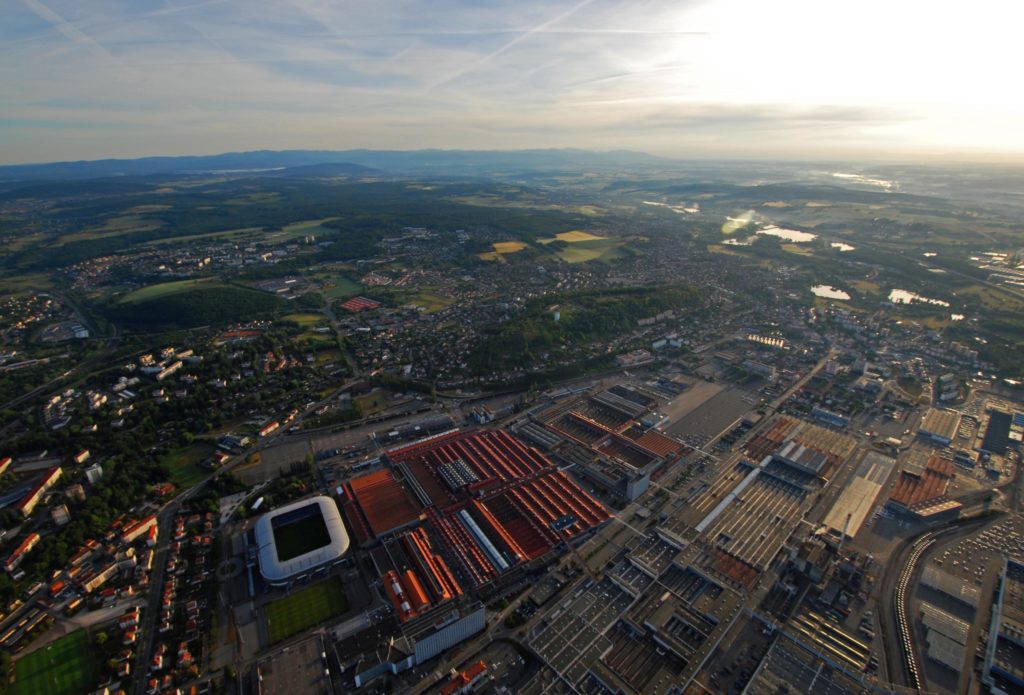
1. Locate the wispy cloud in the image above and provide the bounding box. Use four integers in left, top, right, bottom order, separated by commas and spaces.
18, 0, 121, 62
2, 0, 1022, 163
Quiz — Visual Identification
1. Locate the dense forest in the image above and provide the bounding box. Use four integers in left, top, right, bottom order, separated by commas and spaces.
107, 285, 284, 330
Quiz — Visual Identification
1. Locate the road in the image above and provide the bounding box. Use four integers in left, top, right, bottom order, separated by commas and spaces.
768, 346, 837, 412
876, 515, 994, 690
129, 502, 179, 694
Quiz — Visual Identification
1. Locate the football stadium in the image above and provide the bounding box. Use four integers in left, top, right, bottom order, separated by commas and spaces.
255, 496, 350, 586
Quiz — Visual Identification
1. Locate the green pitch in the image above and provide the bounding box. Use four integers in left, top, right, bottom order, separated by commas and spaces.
272, 512, 331, 562
265, 578, 349, 644
12, 629, 97, 695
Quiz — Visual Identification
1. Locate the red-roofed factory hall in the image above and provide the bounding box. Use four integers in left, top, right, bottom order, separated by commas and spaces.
341, 430, 610, 591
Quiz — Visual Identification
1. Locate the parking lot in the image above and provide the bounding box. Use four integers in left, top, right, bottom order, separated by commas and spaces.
930, 516, 1024, 585
256, 634, 331, 695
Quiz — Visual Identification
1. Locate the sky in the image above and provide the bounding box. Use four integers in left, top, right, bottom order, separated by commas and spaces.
3, 0, 1023, 164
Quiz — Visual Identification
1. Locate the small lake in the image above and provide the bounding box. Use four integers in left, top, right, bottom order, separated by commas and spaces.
812, 285, 851, 300
757, 226, 818, 243
830, 242, 855, 252
888, 289, 950, 307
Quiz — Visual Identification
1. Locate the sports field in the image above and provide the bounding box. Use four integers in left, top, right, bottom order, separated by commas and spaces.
272, 509, 331, 562
265, 578, 349, 644
12, 629, 97, 695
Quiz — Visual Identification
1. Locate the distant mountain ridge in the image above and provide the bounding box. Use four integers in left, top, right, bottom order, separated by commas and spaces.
0, 148, 672, 182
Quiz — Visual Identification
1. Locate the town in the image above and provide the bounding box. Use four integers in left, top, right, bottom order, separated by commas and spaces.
0, 153, 1022, 695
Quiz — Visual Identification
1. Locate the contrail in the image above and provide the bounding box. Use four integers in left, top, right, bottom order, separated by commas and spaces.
425, 0, 600, 91
20, 0, 120, 62
144, 0, 232, 17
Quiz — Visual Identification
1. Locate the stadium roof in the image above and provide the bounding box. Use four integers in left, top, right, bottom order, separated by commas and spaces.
255, 496, 350, 584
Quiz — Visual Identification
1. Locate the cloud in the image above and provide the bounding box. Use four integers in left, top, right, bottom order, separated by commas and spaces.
1, 0, 1022, 163
17, 0, 121, 62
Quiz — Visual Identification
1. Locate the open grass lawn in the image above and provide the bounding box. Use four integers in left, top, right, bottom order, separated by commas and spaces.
354, 390, 388, 415
12, 629, 97, 695
492, 241, 527, 253
282, 312, 326, 326
265, 578, 349, 644
119, 278, 219, 304
318, 273, 363, 299
273, 218, 338, 242
313, 348, 343, 366
536, 231, 636, 264
294, 333, 336, 350
162, 440, 216, 487
0, 271, 55, 294
402, 290, 453, 313
850, 279, 881, 295
479, 240, 530, 263
553, 238, 629, 263
140, 226, 263, 248
782, 243, 814, 256
539, 230, 606, 243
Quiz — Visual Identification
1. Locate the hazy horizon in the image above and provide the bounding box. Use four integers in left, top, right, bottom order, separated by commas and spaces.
4, 0, 1023, 165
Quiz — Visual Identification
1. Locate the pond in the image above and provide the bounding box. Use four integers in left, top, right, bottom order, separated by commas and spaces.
757, 226, 818, 243
888, 289, 950, 307
811, 285, 851, 300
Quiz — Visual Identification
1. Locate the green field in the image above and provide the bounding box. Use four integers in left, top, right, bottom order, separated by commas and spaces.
110, 284, 284, 329
553, 239, 629, 263
282, 312, 326, 326
274, 218, 339, 242
272, 510, 331, 562
402, 290, 453, 313
12, 629, 97, 695
0, 271, 55, 295
479, 240, 528, 261
119, 278, 219, 304
162, 441, 215, 487
140, 226, 264, 248
538, 232, 635, 263
265, 578, 349, 644
317, 273, 363, 299
354, 389, 389, 415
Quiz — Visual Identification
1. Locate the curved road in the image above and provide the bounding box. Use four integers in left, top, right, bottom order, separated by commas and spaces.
877, 515, 995, 690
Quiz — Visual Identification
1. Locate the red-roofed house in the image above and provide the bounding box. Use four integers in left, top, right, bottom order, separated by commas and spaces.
4, 532, 40, 573
440, 661, 489, 695
17, 467, 61, 517
122, 515, 157, 544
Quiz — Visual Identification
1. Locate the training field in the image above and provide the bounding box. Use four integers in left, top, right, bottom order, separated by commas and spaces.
12, 629, 96, 695
265, 578, 349, 644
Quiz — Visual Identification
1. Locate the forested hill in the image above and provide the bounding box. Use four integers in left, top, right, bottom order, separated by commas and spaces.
0, 148, 669, 182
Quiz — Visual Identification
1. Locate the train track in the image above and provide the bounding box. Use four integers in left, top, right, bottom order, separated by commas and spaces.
893, 533, 934, 690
